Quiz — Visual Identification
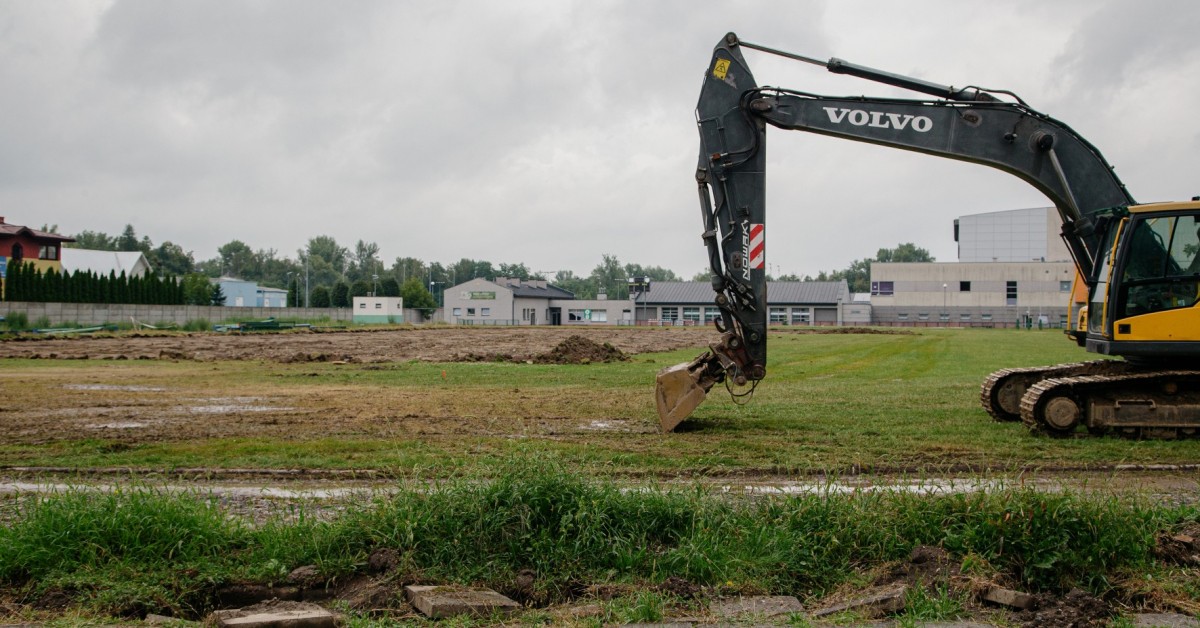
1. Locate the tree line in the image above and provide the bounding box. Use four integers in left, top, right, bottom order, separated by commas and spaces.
28, 223, 934, 305
2, 261, 188, 305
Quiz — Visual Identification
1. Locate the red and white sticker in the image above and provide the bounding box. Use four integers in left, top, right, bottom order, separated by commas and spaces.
748, 223, 764, 270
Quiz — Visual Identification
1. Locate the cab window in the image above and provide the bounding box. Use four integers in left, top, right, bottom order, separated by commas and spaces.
1118, 213, 1200, 318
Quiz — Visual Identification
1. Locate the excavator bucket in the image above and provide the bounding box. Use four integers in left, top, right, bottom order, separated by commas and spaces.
655, 357, 716, 432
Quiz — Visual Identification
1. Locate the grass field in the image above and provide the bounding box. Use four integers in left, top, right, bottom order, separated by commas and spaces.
2, 327, 1199, 625
1, 327, 1197, 475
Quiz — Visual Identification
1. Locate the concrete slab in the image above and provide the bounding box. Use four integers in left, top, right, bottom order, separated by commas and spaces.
1132, 613, 1200, 628
812, 585, 907, 618
710, 595, 804, 619
403, 585, 521, 619
217, 608, 339, 627
980, 586, 1034, 610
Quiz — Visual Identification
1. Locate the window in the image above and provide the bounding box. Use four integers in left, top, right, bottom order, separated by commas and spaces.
522, 308, 535, 321
467, 308, 476, 316
871, 281, 894, 296
592, 310, 607, 322
453, 308, 462, 316
660, 307, 679, 321
10, 243, 22, 261
568, 309, 589, 321
981, 313, 993, 321
481, 308, 490, 317
1118, 213, 1200, 318
897, 313, 909, 321
1006, 281, 1018, 306
1060, 280, 1072, 292
682, 307, 701, 322
959, 281, 971, 292
960, 313, 971, 321
359, 303, 367, 309
791, 307, 811, 324
375, 303, 382, 309
769, 307, 788, 324
704, 307, 721, 322
939, 313, 950, 321
918, 313, 930, 321
38, 245, 58, 261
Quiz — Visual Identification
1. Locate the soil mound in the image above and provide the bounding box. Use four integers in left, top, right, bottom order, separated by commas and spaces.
533, 335, 629, 364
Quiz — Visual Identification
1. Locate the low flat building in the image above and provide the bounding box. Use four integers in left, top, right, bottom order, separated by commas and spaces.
353, 296, 404, 323
870, 261, 1075, 327
444, 277, 578, 325
631, 281, 852, 326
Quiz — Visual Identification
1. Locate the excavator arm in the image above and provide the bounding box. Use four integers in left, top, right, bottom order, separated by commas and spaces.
655, 32, 1135, 431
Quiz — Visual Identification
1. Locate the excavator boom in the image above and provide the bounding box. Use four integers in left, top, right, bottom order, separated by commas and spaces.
656, 32, 1139, 432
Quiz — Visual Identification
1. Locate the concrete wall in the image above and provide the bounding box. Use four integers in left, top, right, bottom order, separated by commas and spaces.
0, 301, 353, 327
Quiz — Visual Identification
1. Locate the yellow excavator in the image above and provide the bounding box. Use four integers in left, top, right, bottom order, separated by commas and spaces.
656, 33, 1200, 438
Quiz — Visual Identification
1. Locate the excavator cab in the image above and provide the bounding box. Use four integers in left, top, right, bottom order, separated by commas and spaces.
1087, 203, 1200, 355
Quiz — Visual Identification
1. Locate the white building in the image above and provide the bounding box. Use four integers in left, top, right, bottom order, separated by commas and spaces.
59, 248, 152, 278
955, 207, 1071, 262
353, 296, 404, 324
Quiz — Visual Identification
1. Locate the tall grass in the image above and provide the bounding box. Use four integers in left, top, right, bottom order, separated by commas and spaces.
1, 458, 1195, 618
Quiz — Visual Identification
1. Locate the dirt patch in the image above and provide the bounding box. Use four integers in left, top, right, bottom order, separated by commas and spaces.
1154, 524, 1200, 566
1017, 588, 1113, 628
877, 545, 962, 587
0, 326, 706, 363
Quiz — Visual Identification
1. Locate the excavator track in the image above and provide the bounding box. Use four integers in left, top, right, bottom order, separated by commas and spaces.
979, 360, 1135, 422
1020, 369, 1200, 439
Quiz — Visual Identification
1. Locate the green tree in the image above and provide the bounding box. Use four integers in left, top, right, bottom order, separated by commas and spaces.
69, 230, 118, 250
350, 280, 371, 298
116, 225, 141, 252
209, 283, 226, 306
380, 277, 401, 297
310, 285, 332, 308
331, 281, 350, 308
181, 274, 212, 305
400, 277, 437, 318
876, 242, 934, 263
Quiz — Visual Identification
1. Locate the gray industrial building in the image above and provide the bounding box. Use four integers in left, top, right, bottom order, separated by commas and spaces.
871, 207, 1076, 327
443, 277, 860, 326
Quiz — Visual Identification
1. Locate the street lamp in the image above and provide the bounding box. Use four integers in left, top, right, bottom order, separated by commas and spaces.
286, 272, 294, 307
372, 274, 379, 297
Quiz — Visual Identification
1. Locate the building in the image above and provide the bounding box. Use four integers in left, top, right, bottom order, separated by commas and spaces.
60, 248, 152, 278
214, 278, 288, 307
632, 281, 855, 325
0, 217, 74, 276
955, 207, 1070, 262
353, 296, 404, 324
870, 207, 1078, 328
442, 277, 857, 326
870, 261, 1075, 327
444, 277, 583, 325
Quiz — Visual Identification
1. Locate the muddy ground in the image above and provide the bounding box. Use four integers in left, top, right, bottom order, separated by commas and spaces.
0, 325, 708, 363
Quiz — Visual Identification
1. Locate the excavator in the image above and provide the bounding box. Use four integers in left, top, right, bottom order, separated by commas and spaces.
655, 33, 1200, 438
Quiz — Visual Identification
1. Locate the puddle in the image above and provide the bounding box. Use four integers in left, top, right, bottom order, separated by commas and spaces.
85, 422, 148, 429
64, 384, 168, 392
189, 405, 287, 414
725, 478, 1016, 496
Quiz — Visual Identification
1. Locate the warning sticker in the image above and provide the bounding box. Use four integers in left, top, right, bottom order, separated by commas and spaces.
712, 58, 730, 80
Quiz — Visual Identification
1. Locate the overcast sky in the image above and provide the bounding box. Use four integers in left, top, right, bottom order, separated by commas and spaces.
3, 1, 1199, 279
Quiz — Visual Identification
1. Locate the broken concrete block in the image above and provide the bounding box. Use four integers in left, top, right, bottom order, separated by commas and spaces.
710, 595, 804, 619
216, 608, 340, 627
811, 585, 907, 618
981, 586, 1035, 610
1132, 613, 1200, 628
403, 585, 521, 619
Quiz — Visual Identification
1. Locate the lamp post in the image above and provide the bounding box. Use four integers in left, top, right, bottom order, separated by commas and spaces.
286, 272, 294, 307
372, 274, 379, 297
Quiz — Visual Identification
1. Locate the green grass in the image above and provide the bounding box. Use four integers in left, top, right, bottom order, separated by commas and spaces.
0, 456, 1196, 619
1, 328, 1197, 474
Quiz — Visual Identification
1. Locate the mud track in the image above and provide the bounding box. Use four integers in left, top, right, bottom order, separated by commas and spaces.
0, 325, 709, 363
